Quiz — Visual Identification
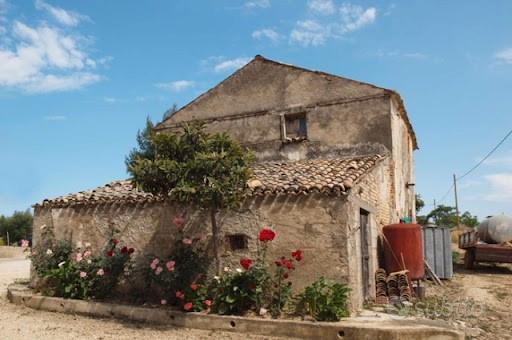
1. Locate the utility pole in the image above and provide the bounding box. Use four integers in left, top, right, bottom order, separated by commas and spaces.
433, 199, 437, 210
453, 174, 460, 228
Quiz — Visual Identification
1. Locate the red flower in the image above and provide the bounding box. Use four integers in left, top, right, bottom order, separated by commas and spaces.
258, 228, 276, 242
128, 248, 135, 254
183, 302, 193, 311
274, 260, 282, 267
282, 259, 294, 270
203, 300, 212, 307
291, 250, 303, 262
190, 283, 199, 291
283, 273, 289, 279
111, 239, 119, 246
175, 291, 184, 300
121, 246, 128, 254
240, 258, 252, 271
106, 250, 113, 257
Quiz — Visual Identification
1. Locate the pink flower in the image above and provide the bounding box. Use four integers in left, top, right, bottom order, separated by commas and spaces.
83, 250, 92, 258
183, 302, 193, 311
175, 291, 184, 300
79, 271, 87, 278
155, 266, 163, 275
203, 300, 212, 307
166, 260, 175, 272
76, 253, 83, 262
190, 283, 198, 291
161, 299, 167, 305
150, 258, 159, 270
21, 239, 29, 248
182, 238, 193, 245
96, 268, 105, 276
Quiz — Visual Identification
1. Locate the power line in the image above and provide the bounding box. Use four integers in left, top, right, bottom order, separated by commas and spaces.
436, 127, 512, 204
457, 127, 512, 181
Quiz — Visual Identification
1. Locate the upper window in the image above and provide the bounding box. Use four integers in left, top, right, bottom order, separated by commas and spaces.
284, 113, 307, 142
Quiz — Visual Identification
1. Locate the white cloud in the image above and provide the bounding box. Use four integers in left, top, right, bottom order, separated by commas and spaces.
339, 3, 376, 33
0, 7, 102, 93
35, 0, 89, 27
374, 50, 428, 60
245, 0, 270, 9
290, 2, 377, 47
44, 115, 67, 121
483, 173, 512, 201
495, 48, 512, 64
290, 20, 329, 47
213, 57, 251, 73
155, 80, 196, 92
252, 28, 280, 43
484, 154, 512, 167
308, 0, 335, 15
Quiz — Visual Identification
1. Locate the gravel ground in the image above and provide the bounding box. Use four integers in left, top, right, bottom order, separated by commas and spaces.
0, 257, 289, 340
427, 263, 512, 340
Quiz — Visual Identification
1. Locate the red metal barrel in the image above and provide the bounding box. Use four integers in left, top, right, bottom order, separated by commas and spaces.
382, 223, 424, 280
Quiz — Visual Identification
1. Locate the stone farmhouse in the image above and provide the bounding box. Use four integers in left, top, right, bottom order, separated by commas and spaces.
32, 55, 418, 311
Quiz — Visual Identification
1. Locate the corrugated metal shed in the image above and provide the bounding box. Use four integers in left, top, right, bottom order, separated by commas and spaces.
422, 225, 453, 279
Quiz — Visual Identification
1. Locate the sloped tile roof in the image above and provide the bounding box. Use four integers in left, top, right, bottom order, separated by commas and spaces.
36, 154, 384, 208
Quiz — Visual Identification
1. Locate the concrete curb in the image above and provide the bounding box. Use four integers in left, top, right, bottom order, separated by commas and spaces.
8, 284, 463, 340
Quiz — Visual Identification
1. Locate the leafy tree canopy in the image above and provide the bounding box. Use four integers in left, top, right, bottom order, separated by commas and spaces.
422, 204, 479, 228
127, 122, 254, 209
0, 210, 33, 244
415, 194, 425, 213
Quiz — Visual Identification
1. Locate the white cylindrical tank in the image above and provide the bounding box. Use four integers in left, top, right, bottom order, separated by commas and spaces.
477, 215, 512, 244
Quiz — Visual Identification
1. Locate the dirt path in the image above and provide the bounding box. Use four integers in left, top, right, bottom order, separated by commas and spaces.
428, 263, 512, 340
0, 258, 288, 340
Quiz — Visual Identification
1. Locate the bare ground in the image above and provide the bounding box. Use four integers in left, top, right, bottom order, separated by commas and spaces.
0, 257, 289, 340
425, 262, 512, 340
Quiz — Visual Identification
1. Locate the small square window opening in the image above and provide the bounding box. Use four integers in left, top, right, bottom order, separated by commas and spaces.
284, 113, 307, 142
226, 234, 248, 251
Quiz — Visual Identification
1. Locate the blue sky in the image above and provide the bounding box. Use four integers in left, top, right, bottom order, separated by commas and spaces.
1, 0, 511, 220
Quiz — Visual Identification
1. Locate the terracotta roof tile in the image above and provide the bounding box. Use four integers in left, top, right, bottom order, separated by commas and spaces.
36, 154, 384, 208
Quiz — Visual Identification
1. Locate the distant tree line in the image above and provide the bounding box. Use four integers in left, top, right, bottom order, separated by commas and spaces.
416, 195, 479, 228
0, 210, 33, 245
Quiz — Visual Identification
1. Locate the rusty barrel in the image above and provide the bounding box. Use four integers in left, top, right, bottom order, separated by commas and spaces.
382, 223, 424, 280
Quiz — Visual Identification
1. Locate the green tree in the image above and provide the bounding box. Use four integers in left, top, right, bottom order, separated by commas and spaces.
460, 211, 479, 229
425, 205, 478, 228
162, 103, 179, 121
126, 122, 254, 274
125, 117, 155, 169
0, 210, 33, 245
415, 194, 425, 213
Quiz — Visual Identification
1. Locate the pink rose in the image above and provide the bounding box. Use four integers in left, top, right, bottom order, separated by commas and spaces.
21, 239, 29, 248
83, 250, 92, 258
166, 260, 175, 272
182, 238, 193, 245
175, 291, 184, 300
79, 271, 87, 278
161, 299, 167, 305
76, 253, 83, 262
155, 266, 163, 275
96, 268, 105, 276
150, 258, 159, 270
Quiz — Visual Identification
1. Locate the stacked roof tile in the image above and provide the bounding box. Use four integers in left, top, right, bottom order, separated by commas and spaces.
36, 154, 384, 208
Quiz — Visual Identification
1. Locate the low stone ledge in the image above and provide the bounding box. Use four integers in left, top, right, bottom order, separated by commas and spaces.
7, 284, 463, 340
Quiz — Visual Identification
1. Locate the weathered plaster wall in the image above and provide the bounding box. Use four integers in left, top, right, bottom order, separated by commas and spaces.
32, 193, 377, 312
390, 99, 416, 221
162, 96, 392, 162
162, 58, 386, 125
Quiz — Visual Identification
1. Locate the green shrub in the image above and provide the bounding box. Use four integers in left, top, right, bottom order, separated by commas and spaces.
452, 251, 461, 264
31, 225, 134, 300
296, 277, 350, 321
146, 216, 210, 305
211, 266, 271, 315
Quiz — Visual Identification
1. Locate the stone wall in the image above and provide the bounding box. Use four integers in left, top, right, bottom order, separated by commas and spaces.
32, 191, 379, 312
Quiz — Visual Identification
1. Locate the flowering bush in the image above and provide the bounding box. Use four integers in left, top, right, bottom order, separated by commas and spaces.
147, 215, 209, 305
31, 225, 134, 300
211, 228, 303, 317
